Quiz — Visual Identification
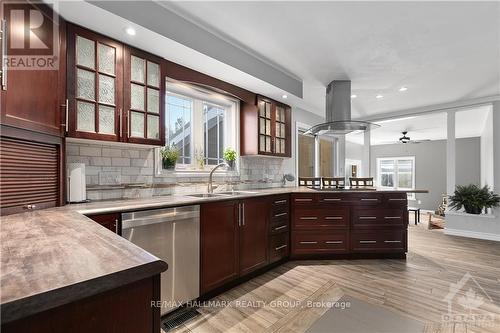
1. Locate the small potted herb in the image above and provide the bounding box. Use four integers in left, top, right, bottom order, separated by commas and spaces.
449, 184, 500, 214
223, 148, 237, 169
160, 145, 180, 170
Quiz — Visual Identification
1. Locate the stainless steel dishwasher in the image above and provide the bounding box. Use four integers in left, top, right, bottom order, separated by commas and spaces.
122, 205, 200, 315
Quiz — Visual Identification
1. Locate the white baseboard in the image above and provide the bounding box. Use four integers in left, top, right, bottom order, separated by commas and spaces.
444, 228, 500, 242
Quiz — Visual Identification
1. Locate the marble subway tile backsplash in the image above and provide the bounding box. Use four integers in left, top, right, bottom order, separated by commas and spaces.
66, 141, 287, 201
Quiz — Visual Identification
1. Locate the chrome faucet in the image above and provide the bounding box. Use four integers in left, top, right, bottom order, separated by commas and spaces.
207, 162, 229, 193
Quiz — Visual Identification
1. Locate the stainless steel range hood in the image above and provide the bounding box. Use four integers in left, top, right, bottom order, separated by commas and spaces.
305, 80, 379, 136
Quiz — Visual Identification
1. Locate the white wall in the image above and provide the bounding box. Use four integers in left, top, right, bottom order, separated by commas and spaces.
480, 108, 494, 188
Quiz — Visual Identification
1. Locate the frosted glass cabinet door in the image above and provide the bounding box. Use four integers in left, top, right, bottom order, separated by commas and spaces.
98, 43, 115, 75
130, 112, 145, 137
131, 56, 145, 83
77, 101, 95, 132
131, 84, 145, 111
76, 36, 95, 69
147, 115, 160, 139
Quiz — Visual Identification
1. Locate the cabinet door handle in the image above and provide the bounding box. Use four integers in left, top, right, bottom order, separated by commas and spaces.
384, 216, 401, 220
384, 240, 402, 243
1, 19, 7, 90
115, 219, 119, 234
275, 244, 287, 251
323, 198, 341, 202
23, 204, 37, 210
274, 212, 287, 217
299, 241, 317, 244
325, 216, 343, 220
295, 198, 312, 202
300, 216, 318, 220
238, 203, 242, 226
274, 200, 287, 204
64, 99, 69, 133
242, 203, 245, 226
361, 198, 379, 201
325, 240, 343, 244
119, 108, 123, 137
389, 198, 406, 201
274, 225, 287, 231
359, 240, 377, 244
359, 216, 377, 220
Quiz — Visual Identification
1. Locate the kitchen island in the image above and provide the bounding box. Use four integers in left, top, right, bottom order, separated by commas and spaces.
1, 187, 425, 331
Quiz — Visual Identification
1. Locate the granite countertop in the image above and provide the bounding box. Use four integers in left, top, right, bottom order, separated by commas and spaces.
0, 186, 427, 323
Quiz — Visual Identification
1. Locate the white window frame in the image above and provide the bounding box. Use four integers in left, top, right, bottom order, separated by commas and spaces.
157, 81, 239, 175
376, 156, 416, 200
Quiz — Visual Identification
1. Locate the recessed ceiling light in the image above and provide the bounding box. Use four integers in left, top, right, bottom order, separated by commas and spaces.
125, 27, 136, 36
399, 86, 408, 92
282, 94, 288, 99
376, 94, 383, 99
351, 94, 357, 99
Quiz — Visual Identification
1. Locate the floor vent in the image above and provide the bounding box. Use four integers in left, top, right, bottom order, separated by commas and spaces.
162, 307, 200, 332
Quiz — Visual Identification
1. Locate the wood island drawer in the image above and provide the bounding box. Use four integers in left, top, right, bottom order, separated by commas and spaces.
269, 233, 289, 263
384, 193, 408, 207
350, 194, 383, 206
270, 219, 289, 234
292, 231, 349, 254
352, 209, 405, 228
318, 194, 347, 205
292, 194, 316, 205
271, 195, 290, 208
350, 230, 406, 253
293, 208, 349, 230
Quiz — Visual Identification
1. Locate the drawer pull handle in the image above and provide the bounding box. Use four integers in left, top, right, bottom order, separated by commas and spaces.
384, 240, 402, 243
326, 241, 343, 244
323, 198, 341, 202
274, 225, 287, 231
299, 241, 318, 244
359, 216, 377, 220
384, 216, 401, 220
325, 216, 343, 220
274, 200, 287, 204
275, 244, 288, 251
361, 198, 379, 201
359, 240, 377, 244
389, 198, 406, 201
295, 198, 313, 202
300, 217, 318, 220
274, 212, 288, 217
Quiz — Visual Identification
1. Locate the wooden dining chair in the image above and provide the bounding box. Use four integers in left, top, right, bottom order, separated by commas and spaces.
298, 177, 321, 187
322, 177, 345, 188
349, 177, 374, 187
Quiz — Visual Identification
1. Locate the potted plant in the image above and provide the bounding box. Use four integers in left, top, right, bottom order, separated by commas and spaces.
160, 145, 180, 170
449, 184, 500, 214
223, 148, 237, 169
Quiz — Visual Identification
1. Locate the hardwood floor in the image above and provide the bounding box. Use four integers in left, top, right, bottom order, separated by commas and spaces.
168, 218, 500, 333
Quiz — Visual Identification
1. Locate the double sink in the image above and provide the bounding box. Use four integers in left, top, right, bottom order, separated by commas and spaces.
187, 191, 258, 198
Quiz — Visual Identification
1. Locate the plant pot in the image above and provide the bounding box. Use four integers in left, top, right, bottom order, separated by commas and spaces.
464, 205, 482, 215
225, 159, 235, 170
162, 158, 176, 170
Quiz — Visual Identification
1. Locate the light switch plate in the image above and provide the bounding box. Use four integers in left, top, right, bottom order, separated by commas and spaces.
99, 171, 121, 185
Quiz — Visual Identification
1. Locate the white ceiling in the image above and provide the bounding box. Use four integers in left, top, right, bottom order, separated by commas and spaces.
162, 1, 500, 118
346, 105, 492, 145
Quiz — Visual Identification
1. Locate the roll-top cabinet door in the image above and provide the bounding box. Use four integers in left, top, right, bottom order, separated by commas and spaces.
124, 47, 165, 146
200, 201, 239, 294
67, 24, 123, 141
1, 2, 66, 137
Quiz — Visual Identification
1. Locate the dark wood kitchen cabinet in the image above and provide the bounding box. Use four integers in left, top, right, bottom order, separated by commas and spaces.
0, 2, 67, 137
86, 212, 122, 235
67, 24, 123, 141
200, 197, 271, 294
240, 96, 291, 157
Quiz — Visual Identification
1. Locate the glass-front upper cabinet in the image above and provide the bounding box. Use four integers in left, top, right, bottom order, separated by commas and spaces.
124, 47, 165, 145
67, 25, 123, 141
256, 96, 291, 157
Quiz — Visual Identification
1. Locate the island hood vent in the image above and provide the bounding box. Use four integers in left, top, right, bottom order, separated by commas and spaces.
304, 80, 380, 136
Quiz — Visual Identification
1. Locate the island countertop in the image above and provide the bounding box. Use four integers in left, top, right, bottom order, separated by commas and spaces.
0, 186, 427, 323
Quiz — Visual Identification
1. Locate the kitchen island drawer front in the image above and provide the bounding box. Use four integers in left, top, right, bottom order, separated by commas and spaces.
384, 193, 408, 207
352, 209, 405, 228
270, 219, 289, 234
292, 231, 349, 254
292, 194, 316, 205
269, 233, 289, 263
293, 208, 349, 230
318, 194, 347, 205
271, 206, 289, 222
350, 193, 383, 206
271, 195, 290, 208
351, 230, 406, 253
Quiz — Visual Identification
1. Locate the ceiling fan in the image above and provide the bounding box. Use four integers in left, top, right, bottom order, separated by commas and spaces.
398, 131, 430, 144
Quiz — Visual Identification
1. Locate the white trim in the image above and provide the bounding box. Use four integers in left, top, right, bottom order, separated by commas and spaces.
444, 229, 500, 242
